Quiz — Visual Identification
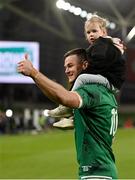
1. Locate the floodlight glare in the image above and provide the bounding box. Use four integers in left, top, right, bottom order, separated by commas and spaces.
74, 7, 82, 16
87, 13, 92, 20
43, 109, 49, 117
56, 0, 116, 30
63, 2, 71, 11
56, 0, 64, 9
109, 22, 116, 29
6, 109, 13, 117
80, 10, 87, 18
69, 5, 76, 13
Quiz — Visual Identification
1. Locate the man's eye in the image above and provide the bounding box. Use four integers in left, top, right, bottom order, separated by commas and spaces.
68, 64, 73, 68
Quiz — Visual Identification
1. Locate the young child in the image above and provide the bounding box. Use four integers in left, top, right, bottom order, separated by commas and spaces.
47, 15, 126, 128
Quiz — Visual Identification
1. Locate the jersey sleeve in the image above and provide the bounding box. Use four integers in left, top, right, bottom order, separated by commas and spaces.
75, 85, 100, 109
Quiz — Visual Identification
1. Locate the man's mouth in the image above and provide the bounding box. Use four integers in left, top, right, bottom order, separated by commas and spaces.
68, 74, 73, 78
67, 74, 74, 79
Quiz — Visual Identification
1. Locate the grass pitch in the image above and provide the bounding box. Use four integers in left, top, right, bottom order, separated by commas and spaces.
0, 129, 135, 179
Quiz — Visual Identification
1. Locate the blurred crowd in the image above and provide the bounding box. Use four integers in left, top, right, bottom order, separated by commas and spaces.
1, 108, 135, 135
0, 109, 56, 135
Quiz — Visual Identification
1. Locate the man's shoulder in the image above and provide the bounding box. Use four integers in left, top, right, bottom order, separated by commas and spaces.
75, 84, 109, 99
76, 84, 108, 91
75, 84, 115, 99
75, 84, 117, 108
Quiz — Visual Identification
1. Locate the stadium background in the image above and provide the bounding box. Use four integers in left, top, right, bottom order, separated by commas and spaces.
0, 0, 135, 179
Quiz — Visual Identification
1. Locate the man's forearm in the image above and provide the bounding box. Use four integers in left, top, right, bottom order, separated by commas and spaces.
31, 69, 80, 108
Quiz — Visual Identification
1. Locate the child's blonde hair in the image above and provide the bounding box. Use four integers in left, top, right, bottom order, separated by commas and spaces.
85, 14, 108, 34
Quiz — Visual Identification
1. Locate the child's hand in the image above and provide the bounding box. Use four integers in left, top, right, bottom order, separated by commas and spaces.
113, 38, 125, 54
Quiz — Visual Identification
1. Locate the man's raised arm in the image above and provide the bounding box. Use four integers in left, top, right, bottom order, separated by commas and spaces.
17, 55, 81, 108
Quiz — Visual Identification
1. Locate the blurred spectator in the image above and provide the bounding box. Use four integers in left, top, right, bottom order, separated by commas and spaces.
0, 112, 8, 134
8, 116, 17, 134
124, 117, 134, 128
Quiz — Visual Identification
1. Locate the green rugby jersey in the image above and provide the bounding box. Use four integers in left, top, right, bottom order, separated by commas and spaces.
74, 84, 118, 179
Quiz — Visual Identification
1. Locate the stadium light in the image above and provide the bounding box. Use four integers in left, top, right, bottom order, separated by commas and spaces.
56, 0, 64, 9
87, 13, 92, 20
73, 7, 82, 16
80, 10, 87, 18
6, 109, 13, 117
63, 2, 71, 11
43, 109, 49, 117
56, 0, 116, 30
69, 5, 76, 13
109, 22, 116, 29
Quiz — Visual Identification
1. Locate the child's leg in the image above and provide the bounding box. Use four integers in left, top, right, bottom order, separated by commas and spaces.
72, 74, 113, 91
48, 105, 73, 129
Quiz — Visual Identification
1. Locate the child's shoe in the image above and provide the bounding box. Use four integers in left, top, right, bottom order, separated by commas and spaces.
48, 105, 73, 118
53, 116, 74, 129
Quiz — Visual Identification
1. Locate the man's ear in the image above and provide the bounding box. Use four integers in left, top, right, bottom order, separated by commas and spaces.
82, 61, 89, 70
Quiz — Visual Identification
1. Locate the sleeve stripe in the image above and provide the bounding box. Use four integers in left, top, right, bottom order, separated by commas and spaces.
73, 91, 83, 108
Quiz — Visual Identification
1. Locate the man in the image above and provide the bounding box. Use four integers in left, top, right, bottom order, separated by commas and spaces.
47, 14, 126, 128
49, 48, 89, 128
17, 48, 118, 179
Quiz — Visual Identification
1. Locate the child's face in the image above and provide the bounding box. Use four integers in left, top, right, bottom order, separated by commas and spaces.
85, 22, 107, 44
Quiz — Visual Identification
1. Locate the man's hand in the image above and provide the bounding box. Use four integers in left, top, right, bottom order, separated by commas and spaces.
17, 54, 38, 78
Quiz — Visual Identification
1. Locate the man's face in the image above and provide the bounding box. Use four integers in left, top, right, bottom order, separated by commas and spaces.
85, 22, 106, 44
64, 54, 86, 83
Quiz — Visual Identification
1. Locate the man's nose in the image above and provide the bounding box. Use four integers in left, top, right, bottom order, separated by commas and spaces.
65, 68, 69, 74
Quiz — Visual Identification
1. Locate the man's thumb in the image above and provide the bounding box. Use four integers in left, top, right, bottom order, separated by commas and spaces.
24, 53, 28, 60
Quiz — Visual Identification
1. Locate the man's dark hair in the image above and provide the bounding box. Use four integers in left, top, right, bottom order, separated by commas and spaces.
64, 48, 89, 90
64, 48, 88, 62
